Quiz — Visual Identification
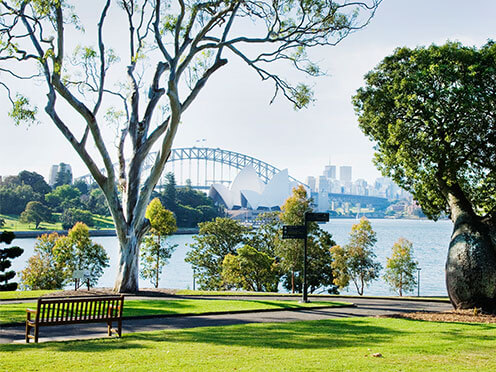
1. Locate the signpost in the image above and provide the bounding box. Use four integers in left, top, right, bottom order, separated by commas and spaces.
282, 211, 329, 303
282, 225, 307, 239
305, 212, 330, 223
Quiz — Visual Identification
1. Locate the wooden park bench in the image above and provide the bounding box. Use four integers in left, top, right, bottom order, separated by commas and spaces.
25, 295, 124, 343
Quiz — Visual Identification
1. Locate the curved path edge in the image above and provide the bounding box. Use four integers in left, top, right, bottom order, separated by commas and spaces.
0, 297, 452, 344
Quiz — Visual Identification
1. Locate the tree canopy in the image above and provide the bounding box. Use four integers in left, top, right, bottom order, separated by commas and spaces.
331, 217, 381, 295
0, 0, 381, 292
353, 42, 496, 310
185, 217, 250, 290
353, 42, 496, 220
383, 238, 417, 296
278, 185, 337, 294
0, 231, 23, 291
140, 198, 177, 288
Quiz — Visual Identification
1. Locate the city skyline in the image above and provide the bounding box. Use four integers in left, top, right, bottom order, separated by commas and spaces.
1, 1, 495, 185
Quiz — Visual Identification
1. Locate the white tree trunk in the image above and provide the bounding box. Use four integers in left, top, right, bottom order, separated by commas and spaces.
114, 233, 140, 293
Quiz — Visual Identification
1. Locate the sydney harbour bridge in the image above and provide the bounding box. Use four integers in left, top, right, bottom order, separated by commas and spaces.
77, 147, 306, 189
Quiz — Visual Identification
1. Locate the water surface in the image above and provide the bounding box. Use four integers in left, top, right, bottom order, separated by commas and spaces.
5, 219, 453, 296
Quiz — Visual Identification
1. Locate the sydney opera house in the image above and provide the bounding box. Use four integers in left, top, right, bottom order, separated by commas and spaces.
208, 165, 299, 210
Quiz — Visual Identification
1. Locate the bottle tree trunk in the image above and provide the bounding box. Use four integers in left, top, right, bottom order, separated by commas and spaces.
445, 194, 496, 312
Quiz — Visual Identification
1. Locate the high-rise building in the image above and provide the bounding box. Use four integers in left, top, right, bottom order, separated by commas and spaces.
48, 163, 73, 186
323, 165, 336, 180
48, 164, 59, 186
339, 166, 352, 183
318, 175, 329, 193
306, 176, 316, 193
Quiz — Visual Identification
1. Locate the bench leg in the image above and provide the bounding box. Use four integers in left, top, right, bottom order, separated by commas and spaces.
117, 319, 122, 337
107, 321, 112, 336
25, 322, 30, 343
34, 325, 39, 343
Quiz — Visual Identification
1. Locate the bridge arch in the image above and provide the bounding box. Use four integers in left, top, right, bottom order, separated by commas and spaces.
77, 147, 306, 188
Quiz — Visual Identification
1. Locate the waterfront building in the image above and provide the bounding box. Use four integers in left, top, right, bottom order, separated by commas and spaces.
323, 165, 336, 180
209, 165, 297, 210
48, 162, 73, 186
306, 176, 316, 193
339, 166, 352, 183
318, 175, 329, 193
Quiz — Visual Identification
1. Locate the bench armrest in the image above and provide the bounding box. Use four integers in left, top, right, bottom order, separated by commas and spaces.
26, 308, 37, 322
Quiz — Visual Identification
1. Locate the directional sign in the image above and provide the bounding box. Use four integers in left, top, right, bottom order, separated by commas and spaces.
305, 212, 330, 222
282, 225, 306, 239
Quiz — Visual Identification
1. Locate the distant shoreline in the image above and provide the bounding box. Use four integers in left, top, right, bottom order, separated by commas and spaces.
6, 228, 200, 239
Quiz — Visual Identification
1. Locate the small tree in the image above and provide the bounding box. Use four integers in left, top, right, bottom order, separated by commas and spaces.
60, 208, 94, 230
247, 212, 282, 257
0, 231, 23, 291
45, 185, 81, 212
185, 218, 250, 290
19, 233, 65, 290
330, 217, 382, 295
383, 238, 418, 296
140, 198, 177, 288
222, 245, 280, 292
20, 201, 52, 229
53, 223, 109, 288
277, 185, 310, 293
277, 185, 337, 294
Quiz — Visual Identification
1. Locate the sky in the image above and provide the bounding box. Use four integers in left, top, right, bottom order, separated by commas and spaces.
1, 0, 495, 185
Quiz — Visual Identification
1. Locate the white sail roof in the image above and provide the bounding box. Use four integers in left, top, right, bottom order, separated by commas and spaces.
208, 166, 300, 210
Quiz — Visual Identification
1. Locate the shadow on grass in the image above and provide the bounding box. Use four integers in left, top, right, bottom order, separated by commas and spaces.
0, 304, 32, 324
0, 318, 403, 353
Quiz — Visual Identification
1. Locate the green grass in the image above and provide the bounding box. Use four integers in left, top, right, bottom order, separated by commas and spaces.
0, 213, 63, 231
0, 299, 348, 324
0, 213, 114, 231
0, 290, 62, 300
1, 317, 495, 371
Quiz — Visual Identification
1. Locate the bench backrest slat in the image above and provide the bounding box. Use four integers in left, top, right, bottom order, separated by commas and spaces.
35, 296, 124, 324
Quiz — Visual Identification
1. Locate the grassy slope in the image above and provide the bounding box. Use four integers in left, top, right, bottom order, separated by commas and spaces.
1, 317, 495, 371
0, 213, 114, 231
0, 299, 348, 324
0, 290, 62, 300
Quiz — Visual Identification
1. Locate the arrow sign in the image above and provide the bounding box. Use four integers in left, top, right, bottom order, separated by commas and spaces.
282, 225, 306, 239
305, 212, 330, 222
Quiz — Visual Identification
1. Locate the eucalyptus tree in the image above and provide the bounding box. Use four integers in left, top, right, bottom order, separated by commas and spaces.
0, 0, 381, 292
354, 42, 496, 311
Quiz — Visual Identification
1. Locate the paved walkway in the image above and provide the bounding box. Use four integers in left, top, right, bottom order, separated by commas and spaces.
0, 296, 452, 344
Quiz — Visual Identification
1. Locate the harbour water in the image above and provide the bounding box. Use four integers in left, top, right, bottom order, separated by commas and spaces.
6, 219, 453, 296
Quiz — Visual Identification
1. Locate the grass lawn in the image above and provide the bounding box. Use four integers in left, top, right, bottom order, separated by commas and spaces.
0, 213, 114, 231
0, 299, 348, 324
0, 290, 62, 300
1, 317, 495, 371
0, 213, 63, 231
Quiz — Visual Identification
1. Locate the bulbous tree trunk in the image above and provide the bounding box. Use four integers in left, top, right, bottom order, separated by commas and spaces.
446, 212, 496, 312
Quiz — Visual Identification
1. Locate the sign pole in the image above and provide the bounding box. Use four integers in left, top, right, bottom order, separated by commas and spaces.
302, 219, 309, 303
282, 212, 328, 304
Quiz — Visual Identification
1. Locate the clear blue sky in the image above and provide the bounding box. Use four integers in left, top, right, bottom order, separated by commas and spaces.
1, 0, 495, 184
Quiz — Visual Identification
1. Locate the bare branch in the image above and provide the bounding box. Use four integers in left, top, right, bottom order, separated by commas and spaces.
93, 0, 111, 115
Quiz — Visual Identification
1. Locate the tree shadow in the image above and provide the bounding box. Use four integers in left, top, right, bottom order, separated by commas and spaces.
1, 318, 403, 353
